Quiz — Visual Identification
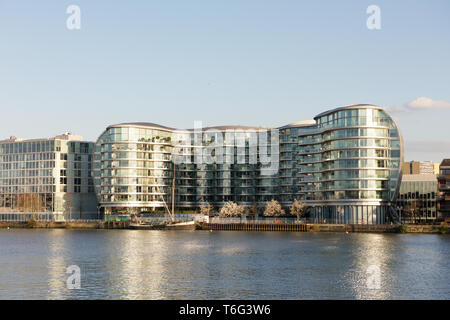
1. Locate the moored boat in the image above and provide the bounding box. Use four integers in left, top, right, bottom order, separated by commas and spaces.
165, 220, 196, 230
129, 223, 166, 230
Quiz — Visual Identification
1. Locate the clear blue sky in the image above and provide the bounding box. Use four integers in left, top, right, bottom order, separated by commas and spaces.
0, 1, 449, 162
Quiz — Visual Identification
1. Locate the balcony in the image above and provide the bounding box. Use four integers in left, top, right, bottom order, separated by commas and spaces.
437, 174, 450, 181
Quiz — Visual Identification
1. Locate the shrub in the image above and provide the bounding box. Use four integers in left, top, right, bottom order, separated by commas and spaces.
26, 216, 38, 228
397, 225, 407, 233
438, 225, 448, 235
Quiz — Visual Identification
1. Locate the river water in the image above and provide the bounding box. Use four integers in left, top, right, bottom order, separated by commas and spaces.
0, 229, 448, 299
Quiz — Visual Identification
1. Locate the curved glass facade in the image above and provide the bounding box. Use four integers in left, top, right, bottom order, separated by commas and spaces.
295, 106, 403, 224
93, 126, 173, 215
93, 105, 403, 224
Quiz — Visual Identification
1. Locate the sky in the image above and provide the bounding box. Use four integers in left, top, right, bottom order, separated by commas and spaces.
0, 0, 449, 162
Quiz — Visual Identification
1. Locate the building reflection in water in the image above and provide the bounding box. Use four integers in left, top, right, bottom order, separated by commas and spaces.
344, 234, 396, 299
102, 231, 262, 299
47, 230, 69, 299
36, 230, 448, 299
103, 231, 167, 299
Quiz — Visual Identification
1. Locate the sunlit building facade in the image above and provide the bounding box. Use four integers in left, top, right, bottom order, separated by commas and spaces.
93, 105, 403, 224
0, 133, 97, 221
397, 174, 438, 223
402, 161, 439, 175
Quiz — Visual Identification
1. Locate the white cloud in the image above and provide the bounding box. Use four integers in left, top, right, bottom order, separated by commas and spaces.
406, 97, 450, 110
387, 96, 450, 114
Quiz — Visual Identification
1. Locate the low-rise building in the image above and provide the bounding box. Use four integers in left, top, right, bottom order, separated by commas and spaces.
402, 161, 440, 175
0, 133, 98, 221
437, 159, 450, 221
396, 174, 437, 223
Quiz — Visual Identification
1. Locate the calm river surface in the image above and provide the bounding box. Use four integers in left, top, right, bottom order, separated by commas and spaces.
0, 229, 448, 299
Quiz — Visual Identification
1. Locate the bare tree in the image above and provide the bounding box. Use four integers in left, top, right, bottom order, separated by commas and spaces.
264, 200, 285, 217
250, 203, 259, 216
17, 193, 45, 213
289, 199, 306, 222
219, 201, 245, 218
200, 202, 214, 216
404, 200, 419, 224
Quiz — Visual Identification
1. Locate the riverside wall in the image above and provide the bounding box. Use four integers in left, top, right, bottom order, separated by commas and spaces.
0, 221, 447, 234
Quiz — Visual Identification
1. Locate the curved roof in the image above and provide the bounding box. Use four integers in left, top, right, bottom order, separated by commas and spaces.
314, 104, 385, 119
108, 122, 176, 132
201, 125, 269, 131
280, 120, 316, 129
108, 122, 270, 132
105, 104, 391, 133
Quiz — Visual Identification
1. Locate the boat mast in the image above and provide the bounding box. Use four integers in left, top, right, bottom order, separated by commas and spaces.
156, 157, 176, 222
172, 163, 175, 221
156, 185, 173, 222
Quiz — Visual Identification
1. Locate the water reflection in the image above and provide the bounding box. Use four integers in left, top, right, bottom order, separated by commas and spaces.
47, 230, 69, 299
103, 231, 167, 299
0, 230, 448, 299
343, 234, 395, 299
